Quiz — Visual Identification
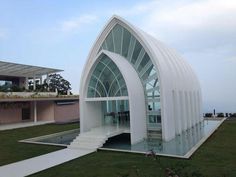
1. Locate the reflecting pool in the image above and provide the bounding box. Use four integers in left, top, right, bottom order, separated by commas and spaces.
101, 119, 224, 158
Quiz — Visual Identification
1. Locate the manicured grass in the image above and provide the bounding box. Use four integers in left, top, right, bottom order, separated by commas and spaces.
30, 120, 236, 177
0, 123, 78, 166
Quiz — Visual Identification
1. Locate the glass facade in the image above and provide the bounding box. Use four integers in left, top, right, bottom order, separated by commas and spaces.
102, 100, 129, 127
88, 24, 161, 131
87, 55, 128, 97
101, 24, 161, 131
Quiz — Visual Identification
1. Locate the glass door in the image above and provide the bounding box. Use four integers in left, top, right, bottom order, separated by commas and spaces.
102, 100, 129, 127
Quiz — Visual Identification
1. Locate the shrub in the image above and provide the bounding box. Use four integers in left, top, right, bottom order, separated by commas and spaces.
217, 113, 224, 117
205, 113, 212, 117
230, 113, 236, 117
11, 85, 23, 92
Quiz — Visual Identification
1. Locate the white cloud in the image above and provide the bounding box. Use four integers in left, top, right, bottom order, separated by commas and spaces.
114, 0, 236, 112
144, 0, 236, 30
116, 0, 236, 42
120, 0, 236, 28
60, 14, 98, 32
119, 0, 236, 54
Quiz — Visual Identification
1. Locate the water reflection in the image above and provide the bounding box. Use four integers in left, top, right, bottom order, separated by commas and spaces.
102, 120, 222, 157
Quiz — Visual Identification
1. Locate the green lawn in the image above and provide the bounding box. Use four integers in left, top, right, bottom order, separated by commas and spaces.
0, 123, 78, 166
31, 120, 236, 177
1, 121, 236, 177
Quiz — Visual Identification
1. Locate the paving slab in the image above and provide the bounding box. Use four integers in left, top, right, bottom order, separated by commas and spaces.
0, 148, 94, 177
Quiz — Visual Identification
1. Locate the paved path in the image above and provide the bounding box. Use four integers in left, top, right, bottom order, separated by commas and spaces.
0, 121, 54, 131
0, 148, 94, 177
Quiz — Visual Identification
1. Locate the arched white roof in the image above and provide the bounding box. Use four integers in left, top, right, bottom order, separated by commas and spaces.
80, 15, 202, 141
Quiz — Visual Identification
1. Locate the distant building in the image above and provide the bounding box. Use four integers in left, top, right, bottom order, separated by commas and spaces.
0, 61, 79, 124
79, 16, 202, 144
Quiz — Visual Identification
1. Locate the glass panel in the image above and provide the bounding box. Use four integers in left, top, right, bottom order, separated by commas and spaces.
105, 32, 114, 52
131, 41, 142, 64
141, 64, 153, 80
89, 76, 97, 88
148, 101, 160, 111
101, 42, 107, 50
87, 55, 128, 97
138, 53, 150, 72
113, 25, 122, 54
147, 92, 159, 99
96, 82, 106, 97
154, 90, 160, 97
100, 55, 110, 65
109, 81, 119, 96
107, 61, 120, 75
149, 115, 161, 123
146, 83, 153, 90
154, 79, 158, 87
88, 87, 95, 97
122, 28, 131, 58
121, 86, 128, 96
116, 74, 125, 86
102, 100, 130, 126
127, 36, 136, 61
149, 67, 156, 76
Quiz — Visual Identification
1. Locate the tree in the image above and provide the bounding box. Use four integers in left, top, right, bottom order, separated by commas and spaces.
45, 73, 72, 95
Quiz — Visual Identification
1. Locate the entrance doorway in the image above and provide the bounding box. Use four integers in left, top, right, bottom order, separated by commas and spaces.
22, 108, 30, 120
102, 100, 129, 127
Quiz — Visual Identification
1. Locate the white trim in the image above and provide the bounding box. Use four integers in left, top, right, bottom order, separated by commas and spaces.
85, 96, 129, 101
33, 101, 37, 123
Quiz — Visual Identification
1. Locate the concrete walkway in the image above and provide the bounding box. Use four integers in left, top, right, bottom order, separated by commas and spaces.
0, 148, 95, 177
0, 121, 54, 131
0, 125, 128, 176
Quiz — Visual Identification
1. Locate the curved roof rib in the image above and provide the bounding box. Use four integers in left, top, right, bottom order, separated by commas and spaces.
80, 15, 202, 141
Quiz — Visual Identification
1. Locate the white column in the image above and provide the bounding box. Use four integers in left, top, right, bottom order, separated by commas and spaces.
40, 76, 42, 85
33, 75, 36, 91
25, 77, 29, 90
34, 101, 37, 123
46, 74, 49, 91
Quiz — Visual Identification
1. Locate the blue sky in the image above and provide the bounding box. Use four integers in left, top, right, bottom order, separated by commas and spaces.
0, 0, 236, 113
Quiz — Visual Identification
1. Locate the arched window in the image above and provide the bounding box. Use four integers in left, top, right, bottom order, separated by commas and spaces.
87, 54, 128, 97
99, 24, 161, 125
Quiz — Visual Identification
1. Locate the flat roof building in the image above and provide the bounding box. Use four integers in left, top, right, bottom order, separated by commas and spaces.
79, 15, 202, 144
0, 61, 79, 125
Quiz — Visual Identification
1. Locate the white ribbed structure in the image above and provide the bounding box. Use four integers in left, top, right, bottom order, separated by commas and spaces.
80, 15, 202, 142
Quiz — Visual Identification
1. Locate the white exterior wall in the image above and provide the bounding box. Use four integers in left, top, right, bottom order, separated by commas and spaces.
104, 51, 147, 144
80, 51, 147, 144
80, 15, 202, 142
80, 101, 102, 132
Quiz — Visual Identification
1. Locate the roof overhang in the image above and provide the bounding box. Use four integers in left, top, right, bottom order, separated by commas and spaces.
0, 60, 63, 78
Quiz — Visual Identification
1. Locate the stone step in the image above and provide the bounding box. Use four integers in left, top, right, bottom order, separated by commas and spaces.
72, 140, 107, 146
148, 130, 162, 139
68, 145, 97, 151
148, 135, 162, 139
69, 142, 104, 149
76, 135, 106, 140
71, 137, 107, 145
69, 132, 108, 150
70, 141, 104, 147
